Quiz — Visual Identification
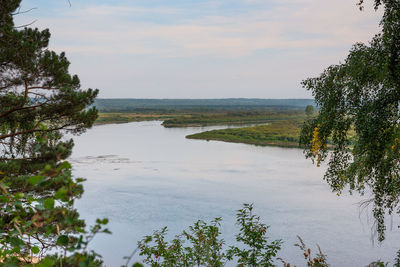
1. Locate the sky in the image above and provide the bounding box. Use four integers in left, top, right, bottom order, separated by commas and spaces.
16, 0, 382, 99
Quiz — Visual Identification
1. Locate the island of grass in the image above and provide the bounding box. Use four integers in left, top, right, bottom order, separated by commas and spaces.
186, 120, 303, 147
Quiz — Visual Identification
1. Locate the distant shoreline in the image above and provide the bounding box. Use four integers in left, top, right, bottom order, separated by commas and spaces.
94, 111, 306, 149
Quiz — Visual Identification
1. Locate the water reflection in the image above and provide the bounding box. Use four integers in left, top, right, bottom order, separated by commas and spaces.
71, 121, 400, 267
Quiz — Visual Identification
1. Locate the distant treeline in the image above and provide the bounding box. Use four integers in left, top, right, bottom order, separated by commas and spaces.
94, 98, 315, 113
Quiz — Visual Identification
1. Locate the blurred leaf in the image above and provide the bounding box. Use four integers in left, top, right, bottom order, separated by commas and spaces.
31, 246, 40, 254
44, 198, 55, 209
29, 176, 44, 185
57, 235, 69, 246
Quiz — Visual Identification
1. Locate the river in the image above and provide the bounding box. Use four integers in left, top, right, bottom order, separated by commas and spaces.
70, 121, 400, 266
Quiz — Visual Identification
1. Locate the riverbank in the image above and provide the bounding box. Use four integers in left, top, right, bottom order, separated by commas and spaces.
94, 113, 182, 125
95, 110, 307, 126
95, 111, 308, 148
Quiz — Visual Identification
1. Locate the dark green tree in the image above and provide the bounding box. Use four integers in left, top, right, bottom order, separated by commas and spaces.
300, 0, 400, 241
305, 105, 314, 117
0, 1, 98, 171
0, 1, 108, 265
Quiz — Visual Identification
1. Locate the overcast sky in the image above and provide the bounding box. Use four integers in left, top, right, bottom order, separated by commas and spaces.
16, 0, 382, 98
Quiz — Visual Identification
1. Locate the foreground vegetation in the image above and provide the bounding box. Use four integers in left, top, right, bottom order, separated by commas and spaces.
129, 204, 330, 267
186, 120, 303, 147
0, 1, 109, 265
131, 204, 400, 267
299, 0, 400, 242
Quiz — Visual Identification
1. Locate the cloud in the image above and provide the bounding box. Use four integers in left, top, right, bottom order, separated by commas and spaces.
16, 0, 384, 98
32, 0, 381, 59
71, 5, 182, 17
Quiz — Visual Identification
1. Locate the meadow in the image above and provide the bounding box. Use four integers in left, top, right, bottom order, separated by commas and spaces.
186, 119, 303, 147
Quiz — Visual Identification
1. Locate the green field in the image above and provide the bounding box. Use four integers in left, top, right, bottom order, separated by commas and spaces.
186, 120, 303, 147
162, 110, 306, 127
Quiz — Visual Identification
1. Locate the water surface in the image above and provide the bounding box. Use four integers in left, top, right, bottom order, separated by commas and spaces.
71, 121, 400, 266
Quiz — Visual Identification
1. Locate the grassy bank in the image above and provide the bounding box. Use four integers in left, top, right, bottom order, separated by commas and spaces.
186, 120, 303, 147
95, 113, 184, 125
162, 110, 306, 127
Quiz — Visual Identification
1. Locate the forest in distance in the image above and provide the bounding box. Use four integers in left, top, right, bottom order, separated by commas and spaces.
93, 98, 315, 113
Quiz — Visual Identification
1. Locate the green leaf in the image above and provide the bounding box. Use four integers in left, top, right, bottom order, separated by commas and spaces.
9, 237, 24, 247
14, 192, 24, 199
57, 161, 71, 171
31, 246, 40, 254
44, 165, 51, 171
44, 198, 55, 209
37, 257, 55, 267
76, 178, 86, 183
79, 260, 90, 267
55, 187, 68, 200
29, 176, 44, 185
56, 235, 69, 246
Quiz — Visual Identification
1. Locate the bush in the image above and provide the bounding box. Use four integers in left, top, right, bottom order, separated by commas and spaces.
137, 204, 282, 267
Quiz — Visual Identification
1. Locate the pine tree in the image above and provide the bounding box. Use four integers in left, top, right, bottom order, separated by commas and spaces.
0, 1, 108, 265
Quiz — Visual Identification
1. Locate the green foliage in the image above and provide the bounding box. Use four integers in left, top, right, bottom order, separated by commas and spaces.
299, 1, 400, 241
0, 0, 98, 171
305, 105, 314, 117
395, 249, 400, 267
280, 236, 328, 267
138, 218, 225, 267
138, 204, 282, 267
0, 1, 107, 265
226, 204, 282, 267
0, 141, 110, 265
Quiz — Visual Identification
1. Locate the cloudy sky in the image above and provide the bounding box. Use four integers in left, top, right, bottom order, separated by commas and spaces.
16, 0, 382, 98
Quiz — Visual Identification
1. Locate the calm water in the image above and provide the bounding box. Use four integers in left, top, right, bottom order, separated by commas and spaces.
71, 121, 400, 267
